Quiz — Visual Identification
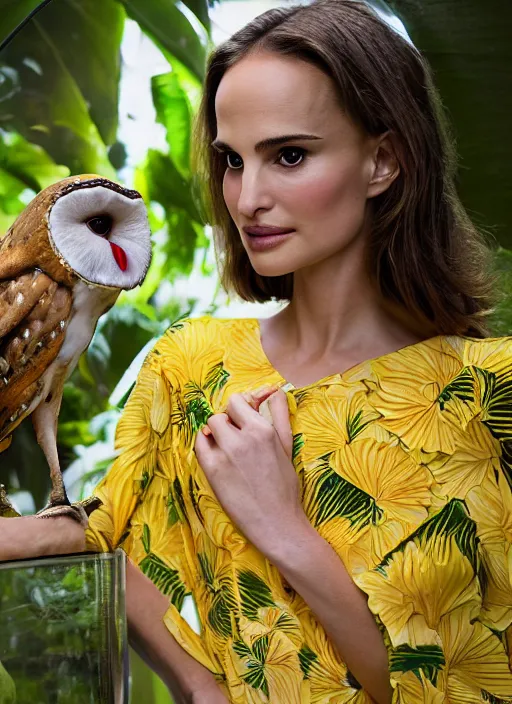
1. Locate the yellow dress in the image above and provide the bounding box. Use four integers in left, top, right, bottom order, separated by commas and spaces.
86, 315, 512, 703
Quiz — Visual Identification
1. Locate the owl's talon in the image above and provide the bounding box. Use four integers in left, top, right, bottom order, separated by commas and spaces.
36, 503, 89, 529
77, 495, 102, 516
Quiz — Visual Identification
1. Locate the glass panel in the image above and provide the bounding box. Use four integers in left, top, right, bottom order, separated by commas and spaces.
0, 549, 127, 703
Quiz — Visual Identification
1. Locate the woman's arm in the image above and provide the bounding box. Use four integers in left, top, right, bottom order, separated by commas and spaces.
0, 515, 85, 561
264, 521, 392, 704
0, 518, 227, 702
126, 559, 228, 704
195, 389, 393, 704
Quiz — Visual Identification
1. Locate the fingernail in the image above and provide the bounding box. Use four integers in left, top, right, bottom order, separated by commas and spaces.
202, 426, 212, 436
242, 392, 255, 406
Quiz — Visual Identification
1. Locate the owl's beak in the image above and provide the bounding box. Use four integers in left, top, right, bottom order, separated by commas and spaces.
110, 242, 128, 271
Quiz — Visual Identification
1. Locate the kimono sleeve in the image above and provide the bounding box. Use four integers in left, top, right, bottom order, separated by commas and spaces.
85, 351, 168, 553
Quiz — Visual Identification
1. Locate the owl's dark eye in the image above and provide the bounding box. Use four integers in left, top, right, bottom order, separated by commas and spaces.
86, 215, 113, 236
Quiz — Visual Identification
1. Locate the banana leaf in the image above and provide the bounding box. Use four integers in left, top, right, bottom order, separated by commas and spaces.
0, 0, 121, 175
120, 0, 209, 81
0, 0, 48, 49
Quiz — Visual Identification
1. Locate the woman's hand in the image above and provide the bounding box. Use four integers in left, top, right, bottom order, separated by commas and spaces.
189, 684, 230, 704
196, 389, 393, 704
194, 387, 311, 556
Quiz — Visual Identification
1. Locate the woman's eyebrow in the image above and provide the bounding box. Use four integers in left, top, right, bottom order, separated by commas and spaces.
211, 134, 322, 152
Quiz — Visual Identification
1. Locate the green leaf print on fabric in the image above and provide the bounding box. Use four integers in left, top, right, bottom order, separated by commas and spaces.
139, 524, 187, 609
481, 369, 512, 442
198, 552, 236, 638
499, 441, 512, 491
292, 433, 305, 461
480, 690, 512, 704
311, 461, 384, 529
184, 383, 213, 431
346, 409, 372, 442
171, 361, 231, 444
473, 366, 497, 410
377, 499, 479, 575
204, 362, 230, 397
238, 570, 276, 621
389, 644, 446, 686
233, 636, 270, 698
167, 491, 181, 526
298, 644, 318, 679
437, 367, 475, 410
139, 552, 187, 609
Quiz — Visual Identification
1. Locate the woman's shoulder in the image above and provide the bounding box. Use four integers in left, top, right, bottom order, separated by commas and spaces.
443, 333, 512, 376
379, 332, 512, 376
137, 314, 273, 391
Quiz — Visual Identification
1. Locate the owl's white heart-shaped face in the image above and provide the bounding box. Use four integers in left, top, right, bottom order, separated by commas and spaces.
48, 182, 152, 289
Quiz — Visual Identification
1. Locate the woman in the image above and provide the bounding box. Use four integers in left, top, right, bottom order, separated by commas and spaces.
84, 0, 512, 701
5, 0, 512, 701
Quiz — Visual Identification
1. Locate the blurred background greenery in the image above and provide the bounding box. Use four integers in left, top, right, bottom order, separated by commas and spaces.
0, 0, 511, 701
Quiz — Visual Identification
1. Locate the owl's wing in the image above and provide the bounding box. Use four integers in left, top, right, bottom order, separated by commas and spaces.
0, 228, 35, 282
0, 270, 59, 338
0, 271, 72, 443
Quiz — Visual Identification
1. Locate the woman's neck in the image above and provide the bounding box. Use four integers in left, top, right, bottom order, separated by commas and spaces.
259, 246, 435, 383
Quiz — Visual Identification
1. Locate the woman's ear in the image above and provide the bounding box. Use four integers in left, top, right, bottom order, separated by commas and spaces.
367, 132, 400, 198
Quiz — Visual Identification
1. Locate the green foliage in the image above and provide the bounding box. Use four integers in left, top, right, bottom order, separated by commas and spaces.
120, 0, 209, 81
491, 249, 512, 336
0, 1, 510, 702
130, 650, 173, 704
390, 0, 512, 250
152, 71, 193, 178
0, 1, 45, 49
0, 131, 69, 191
0, 660, 16, 704
0, 1, 117, 176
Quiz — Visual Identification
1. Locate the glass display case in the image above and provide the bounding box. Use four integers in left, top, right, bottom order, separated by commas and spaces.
0, 549, 127, 703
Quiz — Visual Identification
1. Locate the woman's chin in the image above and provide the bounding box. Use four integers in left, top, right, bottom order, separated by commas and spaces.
250, 261, 295, 278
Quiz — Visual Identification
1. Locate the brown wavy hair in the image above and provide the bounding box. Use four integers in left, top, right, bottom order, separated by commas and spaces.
192, 0, 496, 337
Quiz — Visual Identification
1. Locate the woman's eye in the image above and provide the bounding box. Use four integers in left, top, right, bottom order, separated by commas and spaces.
226, 152, 243, 170
278, 147, 305, 167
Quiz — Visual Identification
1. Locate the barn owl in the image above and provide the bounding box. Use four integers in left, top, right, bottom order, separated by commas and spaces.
0, 174, 152, 526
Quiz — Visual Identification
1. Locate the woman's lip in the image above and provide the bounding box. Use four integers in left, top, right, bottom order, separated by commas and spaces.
243, 226, 295, 236
244, 231, 294, 252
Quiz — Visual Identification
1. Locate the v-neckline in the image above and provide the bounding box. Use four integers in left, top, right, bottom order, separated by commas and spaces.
252, 318, 445, 392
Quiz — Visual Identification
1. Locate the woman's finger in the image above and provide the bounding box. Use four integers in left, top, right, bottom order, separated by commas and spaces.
244, 385, 278, 406
205, 412, 237, 443
226, 392, 270, 428
202, 387, 277, 437
262, 389, 293, 459
194, 428, 225, 476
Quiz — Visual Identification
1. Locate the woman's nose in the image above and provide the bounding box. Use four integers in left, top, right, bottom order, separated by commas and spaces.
237, 168, 273, 218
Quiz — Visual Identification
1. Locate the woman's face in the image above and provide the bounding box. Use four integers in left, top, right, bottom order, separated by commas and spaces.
214, 51, 396, 277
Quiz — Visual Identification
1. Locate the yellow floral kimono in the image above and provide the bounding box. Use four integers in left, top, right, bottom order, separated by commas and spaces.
86, 316, 512, 703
